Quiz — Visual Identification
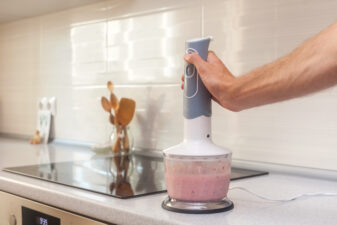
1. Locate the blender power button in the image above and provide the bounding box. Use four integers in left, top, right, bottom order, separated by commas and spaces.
186, 65, 194, 76
9, 214, 16, 225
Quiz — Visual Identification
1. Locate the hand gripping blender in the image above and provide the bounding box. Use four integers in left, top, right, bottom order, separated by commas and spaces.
162, 37, 233, 214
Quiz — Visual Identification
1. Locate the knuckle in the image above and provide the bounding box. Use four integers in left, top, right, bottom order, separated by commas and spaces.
199, 64, 210, 75
197, 66, 205, 74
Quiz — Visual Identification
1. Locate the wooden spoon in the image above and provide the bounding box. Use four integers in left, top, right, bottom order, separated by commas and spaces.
113, 136, 121, 153
107, 81, 114, 93
112, 125, 122, 153
116, 98, 136, 126
109, 113, 115, 124
110, 93, 119, 111
101, 97, 111, 112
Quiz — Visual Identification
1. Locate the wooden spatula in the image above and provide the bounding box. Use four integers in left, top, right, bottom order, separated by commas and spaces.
116, 98, 136, 126
122, 126, 130, 152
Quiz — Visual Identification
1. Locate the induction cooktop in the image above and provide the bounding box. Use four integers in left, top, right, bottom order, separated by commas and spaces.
3, 154, 268, 199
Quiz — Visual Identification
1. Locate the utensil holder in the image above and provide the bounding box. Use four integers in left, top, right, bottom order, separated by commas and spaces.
110, 125, 133, 154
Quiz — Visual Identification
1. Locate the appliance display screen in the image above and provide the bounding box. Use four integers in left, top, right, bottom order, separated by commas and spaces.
36, 216, 48, 225
22, 207, 60, 225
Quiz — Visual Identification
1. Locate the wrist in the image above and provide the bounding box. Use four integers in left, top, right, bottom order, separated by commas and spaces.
220, 77, 244, 112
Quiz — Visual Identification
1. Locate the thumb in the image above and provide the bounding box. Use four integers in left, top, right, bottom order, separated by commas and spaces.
184, 53, 208, 76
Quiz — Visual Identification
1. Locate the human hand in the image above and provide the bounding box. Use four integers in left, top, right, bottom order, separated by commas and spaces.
182, 51, 240, 111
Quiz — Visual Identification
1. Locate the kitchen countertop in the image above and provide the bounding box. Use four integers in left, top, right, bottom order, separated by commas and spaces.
1, 137, 337, 225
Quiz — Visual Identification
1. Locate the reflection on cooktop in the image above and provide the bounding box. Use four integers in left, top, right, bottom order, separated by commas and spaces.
3, 154, 268, 199
5, 154, 166, 198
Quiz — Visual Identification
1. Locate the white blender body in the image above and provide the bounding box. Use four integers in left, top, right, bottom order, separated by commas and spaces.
162, 37, 233, 213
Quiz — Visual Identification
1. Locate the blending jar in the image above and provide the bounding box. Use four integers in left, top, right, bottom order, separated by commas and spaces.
164, 153, 231, 202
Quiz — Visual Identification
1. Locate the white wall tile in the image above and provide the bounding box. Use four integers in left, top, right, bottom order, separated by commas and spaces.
0, 0, 197, 150
0, 17, 39, 136
105, 5, 201, 85
205, 0, 337, 171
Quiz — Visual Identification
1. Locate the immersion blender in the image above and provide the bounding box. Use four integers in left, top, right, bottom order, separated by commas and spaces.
162, 37, 233, 214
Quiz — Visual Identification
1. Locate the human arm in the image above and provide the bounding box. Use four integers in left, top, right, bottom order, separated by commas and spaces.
184, 22, 337, 111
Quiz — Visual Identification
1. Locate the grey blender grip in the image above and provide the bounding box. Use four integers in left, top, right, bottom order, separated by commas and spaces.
184, 37, 212, 119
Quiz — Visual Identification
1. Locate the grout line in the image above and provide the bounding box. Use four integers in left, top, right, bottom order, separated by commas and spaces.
24, 83, 180, 90
105, 3, 194, 21
72, 83, 180, 90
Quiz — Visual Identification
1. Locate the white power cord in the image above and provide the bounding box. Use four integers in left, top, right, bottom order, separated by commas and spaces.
229, 186, 337, 202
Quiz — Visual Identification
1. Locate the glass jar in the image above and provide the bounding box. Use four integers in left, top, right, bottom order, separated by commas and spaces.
110, 125, 133, 154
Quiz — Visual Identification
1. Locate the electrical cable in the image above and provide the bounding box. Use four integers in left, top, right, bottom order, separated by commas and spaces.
229, 186, 337, 202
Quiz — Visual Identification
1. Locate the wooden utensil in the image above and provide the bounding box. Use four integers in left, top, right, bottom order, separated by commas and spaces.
109, 113, 115, 124
107, 81, 114, 93
117, 156, 133, 196
29, 130, 42, 145
109, 156, 133, 196
110, 93, 119, 111
101, 97, 112, 112
122, 126, 130, 152
116, 98, 136, 126
112, 136, 121, 153
116, 182, 133, 197
112, 125, 122, 153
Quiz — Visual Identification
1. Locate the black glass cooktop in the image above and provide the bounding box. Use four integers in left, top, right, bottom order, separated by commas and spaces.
3, 154, 268, 199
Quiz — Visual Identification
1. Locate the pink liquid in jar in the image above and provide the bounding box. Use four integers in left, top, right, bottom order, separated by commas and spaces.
164, 158, 231, 202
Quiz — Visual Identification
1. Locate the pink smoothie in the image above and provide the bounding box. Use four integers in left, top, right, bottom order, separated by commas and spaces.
165, 172, 230, 201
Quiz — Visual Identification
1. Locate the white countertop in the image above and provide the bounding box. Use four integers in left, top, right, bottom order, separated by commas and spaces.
1, 137, 337, 225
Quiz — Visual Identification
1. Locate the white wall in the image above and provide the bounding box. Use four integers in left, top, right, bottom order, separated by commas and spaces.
1, 0, 337, 171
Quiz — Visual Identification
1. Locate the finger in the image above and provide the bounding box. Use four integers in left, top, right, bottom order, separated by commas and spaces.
181, 74, 184, 82
184, 53, 208, 76
181, 83, 184, 90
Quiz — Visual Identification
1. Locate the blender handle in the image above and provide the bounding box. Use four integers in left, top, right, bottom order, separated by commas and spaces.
183, 37, 212, 119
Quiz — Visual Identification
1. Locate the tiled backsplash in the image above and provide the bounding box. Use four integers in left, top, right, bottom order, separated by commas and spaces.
1, 0, 337, 171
